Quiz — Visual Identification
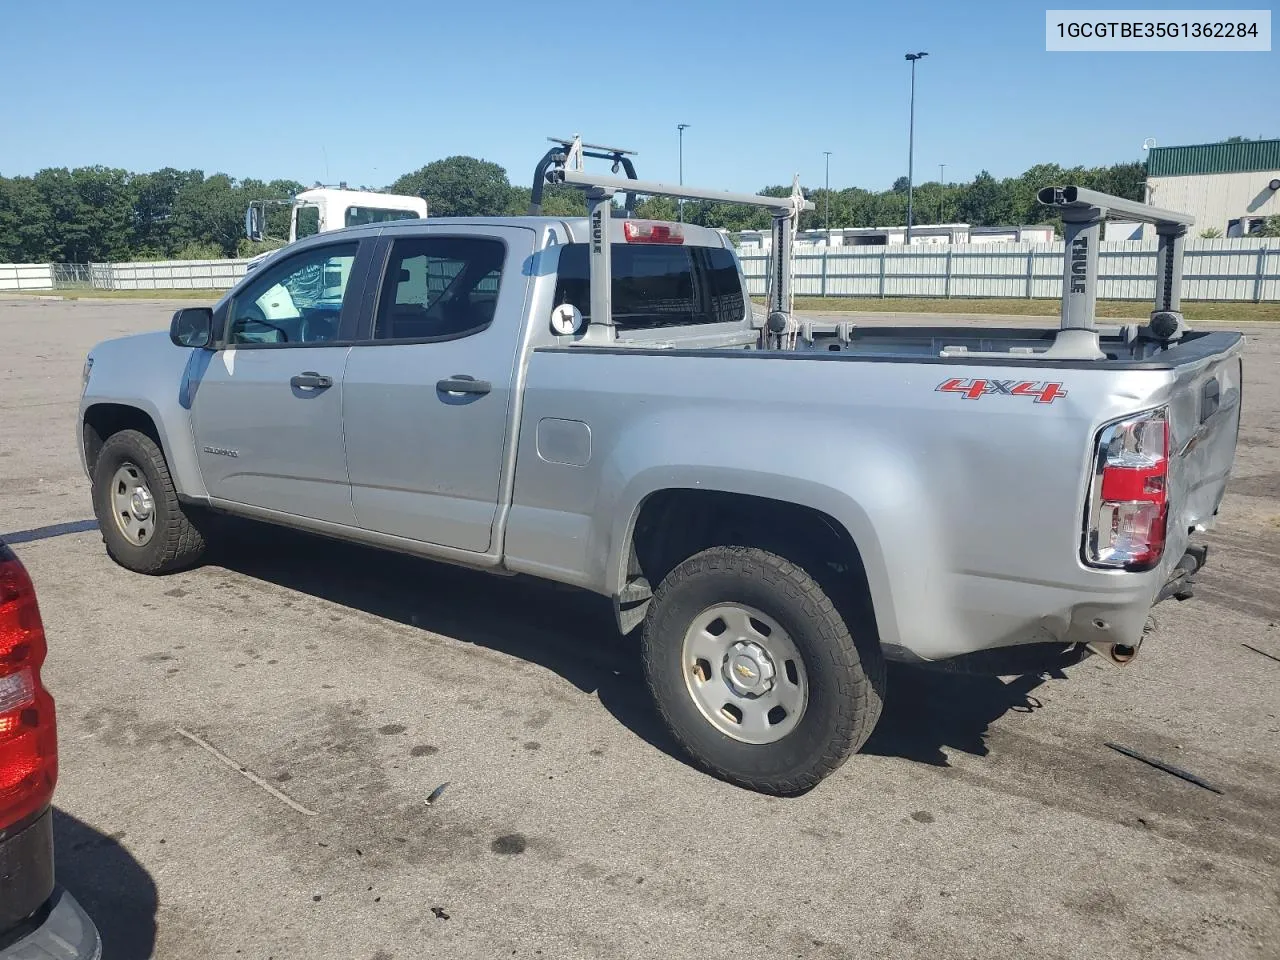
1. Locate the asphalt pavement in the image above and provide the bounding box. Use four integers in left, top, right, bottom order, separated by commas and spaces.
1, 297, 1277, 960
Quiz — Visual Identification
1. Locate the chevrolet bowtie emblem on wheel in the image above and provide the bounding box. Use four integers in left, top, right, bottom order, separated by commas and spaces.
735, 663, 756, 679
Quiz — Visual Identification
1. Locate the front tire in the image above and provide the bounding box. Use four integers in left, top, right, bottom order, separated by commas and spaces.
641, 546, 885, 795
91, 429, 207, 574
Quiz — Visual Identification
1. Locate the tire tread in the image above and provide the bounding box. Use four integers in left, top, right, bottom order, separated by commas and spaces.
93, 429, 206, 574
641, 545, 884, 795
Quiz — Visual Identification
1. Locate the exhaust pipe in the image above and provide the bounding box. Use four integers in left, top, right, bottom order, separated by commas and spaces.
1086, 640, 1140, 665
1088, 641, 1139, 665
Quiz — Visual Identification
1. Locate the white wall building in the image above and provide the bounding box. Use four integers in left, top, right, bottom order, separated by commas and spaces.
1145, 139, 1280, 237
732, 223, 1056, 251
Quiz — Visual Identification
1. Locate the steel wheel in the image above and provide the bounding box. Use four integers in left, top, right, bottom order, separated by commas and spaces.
109, 462, 156, 546
681, 602, 809, 744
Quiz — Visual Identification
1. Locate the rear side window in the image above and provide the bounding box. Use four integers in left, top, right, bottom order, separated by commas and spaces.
553, 244, 745, 329
373, 236, 505, 342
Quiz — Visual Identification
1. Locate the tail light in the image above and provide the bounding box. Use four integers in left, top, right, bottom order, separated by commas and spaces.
1084, 407, 1170, 571
0, 545, 57, 830
623, 220, 684, 244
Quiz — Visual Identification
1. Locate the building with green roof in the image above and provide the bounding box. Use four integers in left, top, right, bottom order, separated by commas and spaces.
1144, 139, 1280, 237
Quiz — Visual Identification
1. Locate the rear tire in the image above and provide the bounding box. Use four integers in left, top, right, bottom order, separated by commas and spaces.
641, 545, 885, 795
91, 429, 207, 574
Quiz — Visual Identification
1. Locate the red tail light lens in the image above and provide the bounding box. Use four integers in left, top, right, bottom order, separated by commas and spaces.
622, 220, 684, 244
1084, 408, 1170, 571
0, 547, 57, 830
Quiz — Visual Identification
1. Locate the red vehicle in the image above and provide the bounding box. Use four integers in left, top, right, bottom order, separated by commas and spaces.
0, 538, 100, 959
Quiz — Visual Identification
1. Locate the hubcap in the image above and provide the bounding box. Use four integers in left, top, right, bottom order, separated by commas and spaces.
681, 603, 808, 744
109, 463, 156, 546
723, 641, 775, 696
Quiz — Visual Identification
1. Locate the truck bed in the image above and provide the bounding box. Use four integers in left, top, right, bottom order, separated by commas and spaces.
592, 321, 1243, 370
512, 322, 1243, 663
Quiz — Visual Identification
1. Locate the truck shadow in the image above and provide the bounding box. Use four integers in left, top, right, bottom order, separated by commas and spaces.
864, 665, 1059, 766
212, 523, 1070, 774
52, 807, 158, 960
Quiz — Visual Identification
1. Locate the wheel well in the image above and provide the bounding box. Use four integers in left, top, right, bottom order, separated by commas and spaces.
627, 489, 878, 637
82, 404, 162, 475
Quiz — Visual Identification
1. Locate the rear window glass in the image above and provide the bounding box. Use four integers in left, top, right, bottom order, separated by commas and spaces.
553, 243, 745, 329
345, 206, 421, 227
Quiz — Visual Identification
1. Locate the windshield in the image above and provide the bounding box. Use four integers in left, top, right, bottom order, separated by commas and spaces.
345, 206, 421, 227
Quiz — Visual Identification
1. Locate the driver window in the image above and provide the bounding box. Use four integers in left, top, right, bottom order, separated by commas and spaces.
228, 242, 358, 345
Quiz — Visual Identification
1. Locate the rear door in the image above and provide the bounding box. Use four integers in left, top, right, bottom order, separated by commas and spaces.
190, 239, 370, 525
341, 227, 534, 553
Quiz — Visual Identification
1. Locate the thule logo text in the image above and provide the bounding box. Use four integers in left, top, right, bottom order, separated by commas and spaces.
1070, 235, 1088, 294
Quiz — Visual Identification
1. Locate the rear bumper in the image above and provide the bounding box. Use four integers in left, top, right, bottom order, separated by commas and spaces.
0, 889, 100, 960
887, 542, 1213, 666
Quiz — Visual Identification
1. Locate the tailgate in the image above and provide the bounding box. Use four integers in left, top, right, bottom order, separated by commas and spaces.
1167, 341, 1244, 537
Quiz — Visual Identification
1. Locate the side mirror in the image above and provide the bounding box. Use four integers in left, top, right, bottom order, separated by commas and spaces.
170, 307, 215, 348
245, 205, 264, 242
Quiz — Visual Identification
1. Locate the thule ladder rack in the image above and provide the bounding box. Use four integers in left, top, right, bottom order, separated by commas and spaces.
542, 135, 813, 344
1036, 185, 1195, 360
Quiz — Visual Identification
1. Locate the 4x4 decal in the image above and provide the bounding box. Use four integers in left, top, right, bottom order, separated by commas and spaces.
936, 378, 1068, 404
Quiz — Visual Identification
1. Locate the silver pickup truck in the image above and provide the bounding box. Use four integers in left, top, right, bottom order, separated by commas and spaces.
77, 139, 1244, 794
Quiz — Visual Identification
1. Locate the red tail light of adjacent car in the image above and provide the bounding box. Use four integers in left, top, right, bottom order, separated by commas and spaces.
0, 545, 58, 830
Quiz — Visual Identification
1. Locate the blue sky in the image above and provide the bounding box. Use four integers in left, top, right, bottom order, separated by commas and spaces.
0, 0, 1275, 193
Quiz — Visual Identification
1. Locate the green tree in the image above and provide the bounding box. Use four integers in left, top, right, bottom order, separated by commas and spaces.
507, 182, 587, 217
130, 167, 203, 256
0, 176, 55, 261
956, 171, 1018, 226
633, 196, 679, 221
169, 173, 241, 255
390, 156, 512, 217
30, 167, 135, 261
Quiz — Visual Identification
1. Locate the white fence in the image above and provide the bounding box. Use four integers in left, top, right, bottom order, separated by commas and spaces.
104, 259, 250, 290
0, 263, 56, 291
0, 259, 252, 292
738, 237, 1279, 301
3, 238, 1278, 301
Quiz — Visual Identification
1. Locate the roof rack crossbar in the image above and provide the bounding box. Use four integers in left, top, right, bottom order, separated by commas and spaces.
553, 169, 807, 213
546, 136, 637, 155
541, 135, 812, 345
530, 136, 641, 216
1031, 184, 1196, 359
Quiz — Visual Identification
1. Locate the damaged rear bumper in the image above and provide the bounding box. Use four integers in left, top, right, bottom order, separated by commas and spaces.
1086, 543, 1210, 665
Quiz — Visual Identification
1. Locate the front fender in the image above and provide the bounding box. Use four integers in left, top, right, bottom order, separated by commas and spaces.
78, 331, 210, 500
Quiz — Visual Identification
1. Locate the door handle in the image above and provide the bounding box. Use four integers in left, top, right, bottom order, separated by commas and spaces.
291, 372, 333, 390
436, 375, 491, 396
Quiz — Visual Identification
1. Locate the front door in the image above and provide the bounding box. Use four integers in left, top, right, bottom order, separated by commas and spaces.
341, 228, 533, 552
190, 239, 367, 525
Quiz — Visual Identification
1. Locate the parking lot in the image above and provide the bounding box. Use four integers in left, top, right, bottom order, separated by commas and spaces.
2, 295, 1278, 960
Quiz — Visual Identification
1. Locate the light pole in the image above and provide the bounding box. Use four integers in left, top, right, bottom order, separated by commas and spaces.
938, 162, 946, 223
677, 123, 690, 222
824, 151, 832, 242
904, 51, 928, 244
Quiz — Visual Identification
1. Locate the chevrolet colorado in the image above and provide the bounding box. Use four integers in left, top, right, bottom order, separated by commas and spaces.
77, 139, 1243, 794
